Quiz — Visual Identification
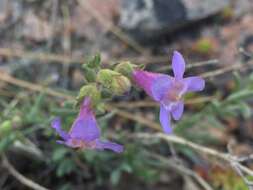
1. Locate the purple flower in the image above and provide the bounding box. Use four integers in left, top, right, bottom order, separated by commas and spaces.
51, 97, 123, 153
133, 51, 205, 134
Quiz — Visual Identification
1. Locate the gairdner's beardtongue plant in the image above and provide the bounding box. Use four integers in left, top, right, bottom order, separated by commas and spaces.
51, 97, 123, 153
133, 51, 205, 134
51, 51, 205, 153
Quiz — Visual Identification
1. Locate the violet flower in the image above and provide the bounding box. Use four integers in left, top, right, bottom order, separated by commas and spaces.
133, 51, 205, 134
51, 97, 123, 153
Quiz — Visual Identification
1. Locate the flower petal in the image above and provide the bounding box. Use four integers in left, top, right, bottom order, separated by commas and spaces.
133, 70, 164, 98
159, 105, 173, 134
183, 76, 205, 92
151, 75, 173, 101
79, 97, 92, 116
172, 51, 185, 79
95, 140, 124, 153
69, 116, 100, 142
51, 117, 69, 140
70, 97, 100, 142
171, 101, 184, 120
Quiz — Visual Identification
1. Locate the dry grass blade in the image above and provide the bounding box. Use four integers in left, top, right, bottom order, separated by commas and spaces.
201, 62, 253, 78
2, 154, 49, 190
0, 48, 79, 64
137, 133, 253, 177
112, 96, 215, 109
0, 48, 167, 65
0, 72, 73, 100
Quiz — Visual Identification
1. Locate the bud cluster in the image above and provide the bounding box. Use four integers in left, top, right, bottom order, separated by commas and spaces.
76, 54, 139, 108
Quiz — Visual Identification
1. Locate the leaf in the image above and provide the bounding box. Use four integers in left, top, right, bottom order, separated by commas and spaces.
0, 133, 16, 153
238, 102, 251, 118
83, 151, 97, 163
226, 89, 253, 102
87, 54, 101, 68
52, 148, 68, 162
174, 113, 203, 133
50, 108, 77, 117
249, 73, 253, 81
82, 66, 97, 82
0, 137, 11, 152
225, 103, 251, 119
137, 168, 158, 181
178, 146, 198, 162
56, 159, 76, 177
26, 93, 45, 123
110, 169, 121, 185
120, 163, 133, 173
59, 183, 72, 190
232, 71, 241, 90
209, 99, 222, 114
205, 116, 224, 129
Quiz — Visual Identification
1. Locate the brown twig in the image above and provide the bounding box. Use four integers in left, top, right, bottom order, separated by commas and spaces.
0, 48, 79, 64
0, 72, 74, 100
0, 47, 223, 69
112, 96, 215, 109
0, 48, 167, 65
156, 59, 219, 72
137, 133, 253, 177
227, 140, 253, 189
201, 62, 253, 79
2, 154, 50, 190
105, 104, 161, 130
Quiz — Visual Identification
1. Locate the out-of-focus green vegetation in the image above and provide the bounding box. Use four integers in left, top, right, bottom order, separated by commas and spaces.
1, 69, 253, 189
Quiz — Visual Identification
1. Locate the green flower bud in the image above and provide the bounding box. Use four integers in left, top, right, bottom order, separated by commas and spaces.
114, 61, 138, 78
97, 69, 131, 96
87, 54, 101, 69
76, 84, 101, 106
82, 54, 101, 82
0, 120, 12, 137
82, 65, 97, 82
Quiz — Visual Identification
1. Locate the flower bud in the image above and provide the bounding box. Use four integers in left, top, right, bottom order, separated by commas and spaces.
76, 84, 101, 106
86, 54, 101, 69
0, 120, 12, 137
97, 69, 131, 95
82, 65, 97, 82
114, 61, 138, 78
82, 54, 101, 82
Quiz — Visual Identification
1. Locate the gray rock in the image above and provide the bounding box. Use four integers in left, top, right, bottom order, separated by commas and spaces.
119, 0, 229, 39
233, 0, 253, 18
0, 0, 22, 27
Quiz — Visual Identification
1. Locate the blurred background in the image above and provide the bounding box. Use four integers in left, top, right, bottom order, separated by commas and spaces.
1, 0, 253, 189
